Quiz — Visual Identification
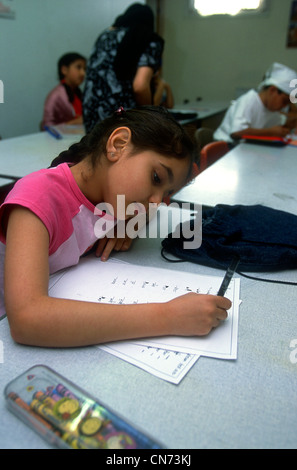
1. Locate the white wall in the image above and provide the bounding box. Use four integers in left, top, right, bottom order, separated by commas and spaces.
0, 0, 140, 138
160, 0, 297, 104
1, 0, 296, 139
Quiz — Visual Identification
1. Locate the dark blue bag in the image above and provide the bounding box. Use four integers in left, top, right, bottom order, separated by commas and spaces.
161, 204, 297, 272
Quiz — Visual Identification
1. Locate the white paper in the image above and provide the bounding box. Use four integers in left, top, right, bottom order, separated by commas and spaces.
49, 257, 240, 363
100, 342, 200, 384
134, 277, 240, 359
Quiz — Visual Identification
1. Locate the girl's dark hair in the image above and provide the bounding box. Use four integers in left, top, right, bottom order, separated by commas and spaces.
57, 52, 86, 103
112, 3, 163, 81
58, 52, 86, 80
50, 106, 197, 180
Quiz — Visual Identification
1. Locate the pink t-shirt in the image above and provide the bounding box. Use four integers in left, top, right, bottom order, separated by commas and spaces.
41, 83, 77, 128
0, 163, 116, 317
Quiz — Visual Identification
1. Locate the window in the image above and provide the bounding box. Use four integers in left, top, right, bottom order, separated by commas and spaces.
190, 0, 266, 17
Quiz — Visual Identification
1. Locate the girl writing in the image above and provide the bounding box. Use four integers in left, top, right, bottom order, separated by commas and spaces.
0, 106, 231, 347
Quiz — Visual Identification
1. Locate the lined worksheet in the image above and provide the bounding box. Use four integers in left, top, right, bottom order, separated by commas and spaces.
49, 258, 240, 383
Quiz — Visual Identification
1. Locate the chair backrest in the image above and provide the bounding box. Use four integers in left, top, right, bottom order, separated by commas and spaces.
194, 127, 214, 153
199, 140, 229, 172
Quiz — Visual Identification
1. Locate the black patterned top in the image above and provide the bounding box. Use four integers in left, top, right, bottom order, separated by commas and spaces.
83, 27, 163, 132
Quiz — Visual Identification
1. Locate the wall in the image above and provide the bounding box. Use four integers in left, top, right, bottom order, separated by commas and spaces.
1, 0, 296, 138
0, 0, 140, 138
160, 0, 297, 105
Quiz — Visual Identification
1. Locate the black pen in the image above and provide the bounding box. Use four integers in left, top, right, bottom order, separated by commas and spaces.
217, 256, 240, 296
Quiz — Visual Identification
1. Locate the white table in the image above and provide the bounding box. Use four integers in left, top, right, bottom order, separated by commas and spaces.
0, 177, 15, 187
173, 142, 297, 215
0, 203, 297, 449
0, 131, 83, 179
173, 100, 229, 128
174, 100, 229, 119
0, 133, 297, 449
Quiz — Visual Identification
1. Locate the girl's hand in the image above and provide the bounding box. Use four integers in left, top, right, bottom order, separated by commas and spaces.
165, 293, 232, 336
95, 234, 133, 261
96, 210, 154, 261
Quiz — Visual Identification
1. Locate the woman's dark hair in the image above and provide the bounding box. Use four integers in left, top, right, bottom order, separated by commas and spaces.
58, 52, 86, 80
50, 106, 197, 180
112, 3, 162, 80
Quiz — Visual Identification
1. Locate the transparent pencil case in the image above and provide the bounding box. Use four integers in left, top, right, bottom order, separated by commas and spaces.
4, 364, 162, 449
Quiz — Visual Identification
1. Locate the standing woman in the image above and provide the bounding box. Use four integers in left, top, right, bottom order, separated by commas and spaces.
83, 3, 164, 132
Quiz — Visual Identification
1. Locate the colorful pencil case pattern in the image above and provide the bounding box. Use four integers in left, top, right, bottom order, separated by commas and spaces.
4, 365, 162, 449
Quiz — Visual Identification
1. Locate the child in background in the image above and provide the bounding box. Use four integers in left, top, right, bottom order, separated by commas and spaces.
41, 52, 86, 129
0, 106, 231, 347
213, 62, 297, 144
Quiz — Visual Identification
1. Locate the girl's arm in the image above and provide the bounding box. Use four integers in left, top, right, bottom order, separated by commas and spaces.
4, 207, 231, 348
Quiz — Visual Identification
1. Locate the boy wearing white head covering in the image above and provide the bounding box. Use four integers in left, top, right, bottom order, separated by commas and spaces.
214, 62, 297, 144
259, 62, 297, 95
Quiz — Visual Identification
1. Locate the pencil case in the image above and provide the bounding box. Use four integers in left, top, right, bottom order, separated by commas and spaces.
242, 134, 291, 146
4, 364, 162, 449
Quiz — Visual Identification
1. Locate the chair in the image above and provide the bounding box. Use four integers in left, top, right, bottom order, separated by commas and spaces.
199, 140, 229, 172
194, 127, 214, 154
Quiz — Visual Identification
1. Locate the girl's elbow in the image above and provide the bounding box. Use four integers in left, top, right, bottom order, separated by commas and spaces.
8, 316, 27, 344
6, 306, 35, 345
9, 325, 24, 344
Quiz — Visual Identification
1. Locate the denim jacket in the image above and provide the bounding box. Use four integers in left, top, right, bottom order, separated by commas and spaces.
162, 205, 297, 272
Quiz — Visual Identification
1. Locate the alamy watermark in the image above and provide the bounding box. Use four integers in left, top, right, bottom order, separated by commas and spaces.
289, 339, 297, 364
94, 197, 202, 249
0, 80, 3, 103
0, 340, 3, 363
289, 79, 297, 103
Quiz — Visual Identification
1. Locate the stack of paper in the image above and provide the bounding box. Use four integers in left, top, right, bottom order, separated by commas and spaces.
49, 258, 240, 384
